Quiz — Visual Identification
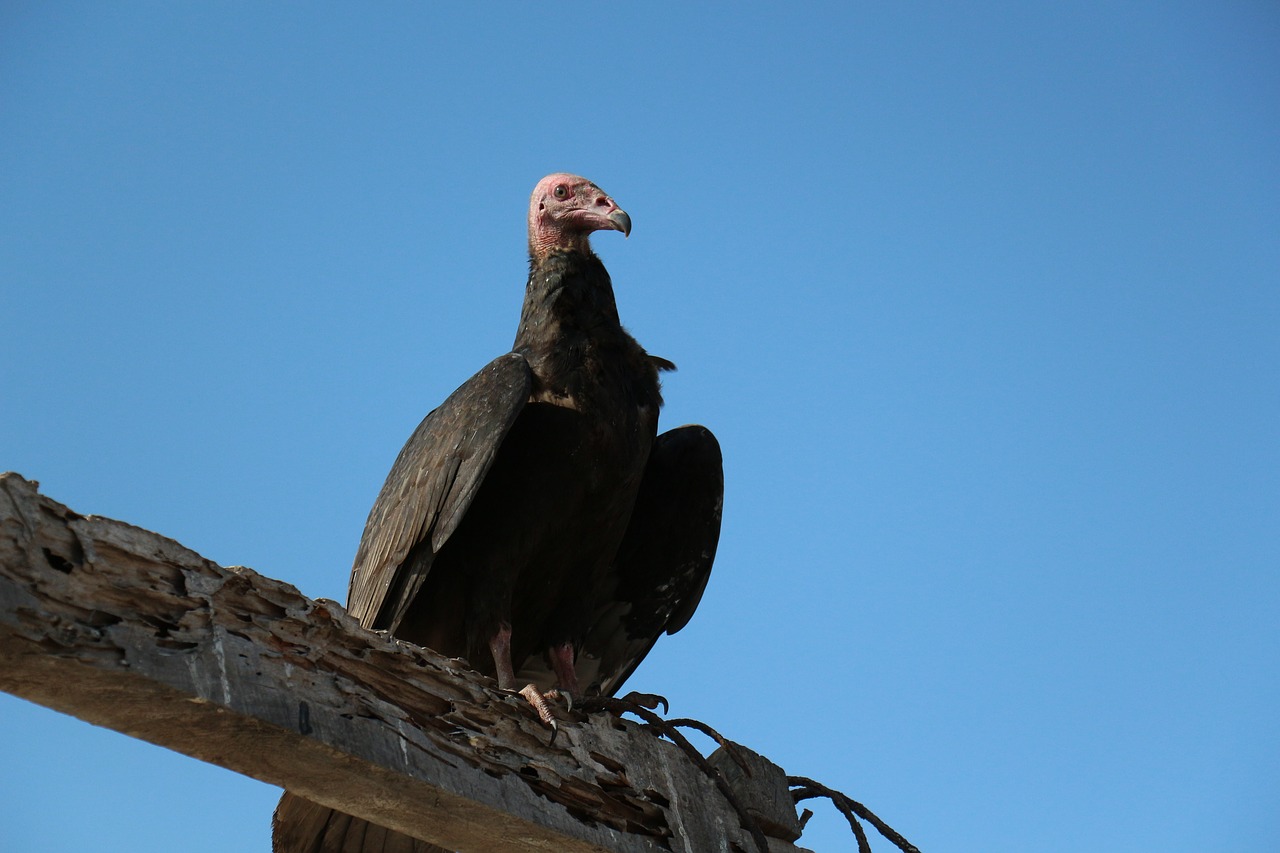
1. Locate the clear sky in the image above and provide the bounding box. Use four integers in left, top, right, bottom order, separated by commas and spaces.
2, 3, 1277, 851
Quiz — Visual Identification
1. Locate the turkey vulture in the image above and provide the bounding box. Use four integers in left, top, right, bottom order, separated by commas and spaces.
273, 174, 722, 852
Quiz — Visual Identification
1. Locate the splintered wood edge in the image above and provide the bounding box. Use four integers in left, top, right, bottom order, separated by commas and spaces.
0, 472, 752, 853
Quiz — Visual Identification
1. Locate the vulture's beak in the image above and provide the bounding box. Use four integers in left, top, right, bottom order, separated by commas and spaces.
608, 209, 632, 238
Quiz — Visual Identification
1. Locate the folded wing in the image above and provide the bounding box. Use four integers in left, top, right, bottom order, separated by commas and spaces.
346, 353, 532, 631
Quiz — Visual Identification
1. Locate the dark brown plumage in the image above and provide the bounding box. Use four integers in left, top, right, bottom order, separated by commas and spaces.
273, 174, 721, 852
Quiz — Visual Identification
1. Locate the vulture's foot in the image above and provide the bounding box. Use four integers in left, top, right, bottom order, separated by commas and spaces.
517, 684, 560, 743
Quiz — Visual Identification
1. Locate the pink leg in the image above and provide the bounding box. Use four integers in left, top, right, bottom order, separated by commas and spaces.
489, 624, 557, 732
547, 641, 580, 698
488, 623, 518, 690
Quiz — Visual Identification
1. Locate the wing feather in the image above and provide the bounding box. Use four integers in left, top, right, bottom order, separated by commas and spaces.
577, 424, 723, 696
345, 353, 532, 629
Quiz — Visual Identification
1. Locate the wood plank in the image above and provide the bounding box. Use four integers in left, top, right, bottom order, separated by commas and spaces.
0, 472, 757, 853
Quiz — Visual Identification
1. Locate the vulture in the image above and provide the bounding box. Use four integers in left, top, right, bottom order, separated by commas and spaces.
273, 174, 723, 853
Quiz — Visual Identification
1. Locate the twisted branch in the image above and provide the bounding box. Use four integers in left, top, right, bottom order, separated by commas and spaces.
789, 775, 920, 853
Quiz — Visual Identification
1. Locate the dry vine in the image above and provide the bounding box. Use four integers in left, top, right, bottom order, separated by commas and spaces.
790, 775, 921, 853
586, 693, 921, 853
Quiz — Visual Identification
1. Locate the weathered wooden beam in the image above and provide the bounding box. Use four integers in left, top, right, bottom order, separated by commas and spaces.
0, 472, 760, 853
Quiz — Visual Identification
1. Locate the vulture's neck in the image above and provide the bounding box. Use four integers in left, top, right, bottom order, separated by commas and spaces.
513, 249, 630, 398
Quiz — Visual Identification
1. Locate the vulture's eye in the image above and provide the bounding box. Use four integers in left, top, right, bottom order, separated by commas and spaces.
553, 185, 568, 199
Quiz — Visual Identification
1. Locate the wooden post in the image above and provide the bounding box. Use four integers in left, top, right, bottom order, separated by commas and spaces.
0, 471, 771, 852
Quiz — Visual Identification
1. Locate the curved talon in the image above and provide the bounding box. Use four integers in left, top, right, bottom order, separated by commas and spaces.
543, 687, 576, 715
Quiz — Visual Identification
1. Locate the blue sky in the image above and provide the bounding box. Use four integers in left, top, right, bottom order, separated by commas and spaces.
2, 3, 1277, 851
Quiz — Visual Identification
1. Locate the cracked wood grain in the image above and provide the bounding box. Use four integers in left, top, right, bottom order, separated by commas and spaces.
0, 472, 755, 853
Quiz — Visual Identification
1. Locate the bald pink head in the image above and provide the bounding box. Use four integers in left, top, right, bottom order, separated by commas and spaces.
528, 173, 631, 260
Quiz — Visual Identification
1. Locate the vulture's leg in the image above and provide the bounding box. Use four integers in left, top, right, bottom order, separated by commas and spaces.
488, 624, 558, 732
547, 641, 580, 712
487, 623, 518, 689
